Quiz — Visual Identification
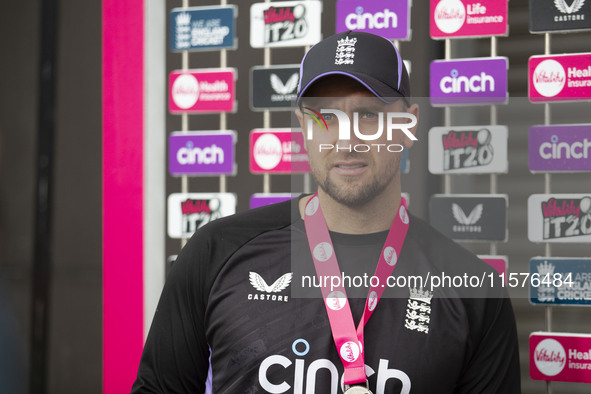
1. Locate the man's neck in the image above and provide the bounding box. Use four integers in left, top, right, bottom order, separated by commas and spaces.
299, 187, 401, 234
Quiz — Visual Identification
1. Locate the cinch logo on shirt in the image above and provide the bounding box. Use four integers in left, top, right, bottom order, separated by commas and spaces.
258, 338, 411, 393
248, 272, 292, 302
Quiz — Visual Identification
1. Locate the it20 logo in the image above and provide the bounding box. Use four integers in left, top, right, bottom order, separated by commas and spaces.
264, 5, 308, 44
441, 128, 493, 170
541, 197, 591, 240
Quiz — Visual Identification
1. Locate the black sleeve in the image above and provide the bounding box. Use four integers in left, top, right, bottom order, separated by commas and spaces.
130, 200, 295, 393
454, 295, 521, 394
130, 234, 212, 393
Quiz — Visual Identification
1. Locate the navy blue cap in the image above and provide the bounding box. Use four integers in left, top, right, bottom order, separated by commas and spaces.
297, 31, 410, 104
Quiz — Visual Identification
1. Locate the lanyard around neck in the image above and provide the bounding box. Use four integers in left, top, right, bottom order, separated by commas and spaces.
303, 193, 410, 386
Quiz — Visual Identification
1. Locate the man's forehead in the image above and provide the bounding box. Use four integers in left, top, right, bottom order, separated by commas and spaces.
300, 95, 403, 110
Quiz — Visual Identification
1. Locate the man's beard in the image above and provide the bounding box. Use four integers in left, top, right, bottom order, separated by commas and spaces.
311, 154, 401, 207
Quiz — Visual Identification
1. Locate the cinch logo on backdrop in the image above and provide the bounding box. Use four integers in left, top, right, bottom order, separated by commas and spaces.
430, 57, 508, 105
302, 108, 417, 152
169, 131, 236, 176
336, 0, 411, 40
529, 125, 591, 172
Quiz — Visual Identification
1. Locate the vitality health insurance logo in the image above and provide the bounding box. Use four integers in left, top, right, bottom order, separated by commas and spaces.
429, 194, 508, 241
529, 124, 591, 172
530, 0, 591, 33
169, 69, 235, 113
528, 194, 591, 243
529, 258, 591, 306
530, 333, 591, 383
336, 0, 410, 40
167, 193, 236, 239
250, 129, 310, 173
170, 6, 236, 51
430, 0, 508, 39
529, 53, 591, 102
250, 65, 300, 110
428, 125, 508, 174
250, 1, 322, 48
430, 58, 508, 105
168, 131, 235, 176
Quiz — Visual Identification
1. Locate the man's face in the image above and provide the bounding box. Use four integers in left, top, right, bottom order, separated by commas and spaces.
296, 76, 418, 207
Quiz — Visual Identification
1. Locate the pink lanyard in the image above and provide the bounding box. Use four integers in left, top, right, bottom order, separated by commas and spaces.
303, 193, 410, 386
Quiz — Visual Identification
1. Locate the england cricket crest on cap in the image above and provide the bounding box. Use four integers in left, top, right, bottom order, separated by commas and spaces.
335, 36, 357, 65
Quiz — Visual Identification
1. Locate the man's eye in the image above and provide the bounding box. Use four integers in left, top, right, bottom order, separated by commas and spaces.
322, 114, 334, 121
361, 112, 377, 119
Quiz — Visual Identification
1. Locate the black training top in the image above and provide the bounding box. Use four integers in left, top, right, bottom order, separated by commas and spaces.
132, 197, 520, 393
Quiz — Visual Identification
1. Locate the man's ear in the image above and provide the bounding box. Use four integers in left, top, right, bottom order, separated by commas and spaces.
402, 103, 419, 149
294, 107, 309, 151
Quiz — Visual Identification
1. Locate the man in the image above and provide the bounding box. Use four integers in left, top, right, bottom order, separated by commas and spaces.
132, 31, 520, 393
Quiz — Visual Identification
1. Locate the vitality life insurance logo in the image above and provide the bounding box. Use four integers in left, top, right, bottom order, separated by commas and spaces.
430, 0, 508, 39
430, 58, 508, 105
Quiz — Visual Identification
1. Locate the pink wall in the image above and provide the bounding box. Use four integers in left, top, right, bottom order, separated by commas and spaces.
102, 1, 145, 392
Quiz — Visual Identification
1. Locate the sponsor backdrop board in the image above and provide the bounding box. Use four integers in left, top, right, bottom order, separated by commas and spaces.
429, 125, 508, 174
530, 332, 591, 383
168, 131, 236, 176
169, 68, 236, 113
530, 258, 591, 306
250, 129, 310, 174
528, 194, 591, 243
250, 1, 323, 48
170, 6, 237, 52
430, 57, 508, 106
529, 124, 591, 173
530, 0, 591, 33
478, 255, 508, 278
168, 193, 236, 239
250, 65, 300, 111
336, 0, 411, 40
430, 0, 508, 39
429, 194, 508, 241
529, 53, 591, 102
250, 193, 294, 209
